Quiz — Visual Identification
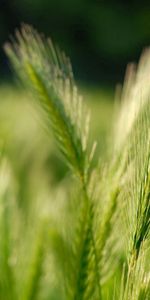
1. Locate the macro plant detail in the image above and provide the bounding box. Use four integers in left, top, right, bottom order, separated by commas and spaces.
0, 25, 149, 299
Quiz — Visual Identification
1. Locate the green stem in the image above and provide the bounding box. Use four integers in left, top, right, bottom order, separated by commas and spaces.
73, 182, 102, 300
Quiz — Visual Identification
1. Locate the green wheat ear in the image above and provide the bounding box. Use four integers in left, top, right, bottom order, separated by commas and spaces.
4, 24, 95, 184
117, 50, 150, 300
4, 24, 100, 300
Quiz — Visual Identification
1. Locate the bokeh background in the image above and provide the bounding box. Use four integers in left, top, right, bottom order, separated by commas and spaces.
1, 0, 150, 84
0, 2, 150, 300
1, 0, 150, 176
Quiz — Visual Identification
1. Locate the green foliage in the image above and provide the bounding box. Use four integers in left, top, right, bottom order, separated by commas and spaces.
1, 25, 150, 300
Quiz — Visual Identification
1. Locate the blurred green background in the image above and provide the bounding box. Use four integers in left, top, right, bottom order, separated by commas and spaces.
0, 0, 150, 182
0, 2, 150, 299
0, 0, 150, 84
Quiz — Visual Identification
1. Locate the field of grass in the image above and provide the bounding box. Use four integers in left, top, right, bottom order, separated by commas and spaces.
0, 25, 150, 300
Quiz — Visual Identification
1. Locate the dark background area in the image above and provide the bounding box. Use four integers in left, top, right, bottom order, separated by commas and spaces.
0, 0, 150, 84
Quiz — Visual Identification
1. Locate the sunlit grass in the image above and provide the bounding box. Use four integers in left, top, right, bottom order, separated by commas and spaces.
0, 25, 150, 300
